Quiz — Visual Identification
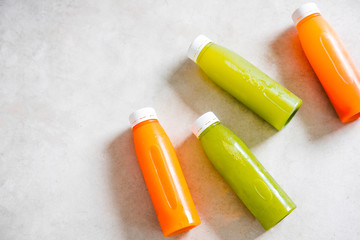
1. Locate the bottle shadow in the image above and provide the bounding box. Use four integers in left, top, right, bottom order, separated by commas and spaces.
176, 135, 266, 239
168, 59, 277, 149
107, 129, 189, 240
268, 26, 344, 139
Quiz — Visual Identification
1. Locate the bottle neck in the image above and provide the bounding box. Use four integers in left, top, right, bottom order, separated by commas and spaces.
296, 12, 321, 28
196, 42, 214, 64
132, 119, 159, 131
198, 121, 220, 140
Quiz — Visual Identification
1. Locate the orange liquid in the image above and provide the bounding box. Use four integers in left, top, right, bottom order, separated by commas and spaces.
132, 119, 200, 236
297, 13, 360, 122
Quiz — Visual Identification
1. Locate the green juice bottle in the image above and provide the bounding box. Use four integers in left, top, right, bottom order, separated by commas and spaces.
187, 35, 302, 130
191, 112, 296, 230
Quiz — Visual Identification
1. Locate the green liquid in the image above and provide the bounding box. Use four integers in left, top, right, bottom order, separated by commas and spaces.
197, 43, 302, 130
199, 122, 296, 230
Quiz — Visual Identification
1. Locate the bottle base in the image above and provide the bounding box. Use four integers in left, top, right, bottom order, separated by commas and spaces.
275, 99, 302, 131
340, 111, 360, 123
164, 222, 201, 237
262, 205, 297, 231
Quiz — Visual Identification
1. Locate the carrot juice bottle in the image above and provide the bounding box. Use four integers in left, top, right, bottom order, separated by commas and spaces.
129, 107, 200, 236
187, 35, 302, 130
293, 2, 360, 122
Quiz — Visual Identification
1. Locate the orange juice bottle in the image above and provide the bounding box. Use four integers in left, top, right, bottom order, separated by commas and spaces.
129, 107, 201, 236
293, 2, 360, 122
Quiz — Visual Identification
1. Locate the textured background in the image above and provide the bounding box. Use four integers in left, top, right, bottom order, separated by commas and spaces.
1, 0, 360, 239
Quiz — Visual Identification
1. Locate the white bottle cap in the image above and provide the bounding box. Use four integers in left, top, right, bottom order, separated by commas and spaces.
191, 112, 220, 138
292, 2, 320, 26
187, 35, 212, 63
129, 107, 158, 128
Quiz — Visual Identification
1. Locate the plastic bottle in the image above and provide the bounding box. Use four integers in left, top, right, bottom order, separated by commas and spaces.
292, 3, 360, 122
187, 35, 302, 130
191, 112, 296, 230
129, 107, 201, 236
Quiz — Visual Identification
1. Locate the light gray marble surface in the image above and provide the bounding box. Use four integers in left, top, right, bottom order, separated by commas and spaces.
1, 0, 360, 239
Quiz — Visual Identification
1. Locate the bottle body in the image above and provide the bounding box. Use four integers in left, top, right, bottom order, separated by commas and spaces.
132, 119, 200, 236
198, 121, 296, 230
296, 13, 360, 122
195, 41, 302, 130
